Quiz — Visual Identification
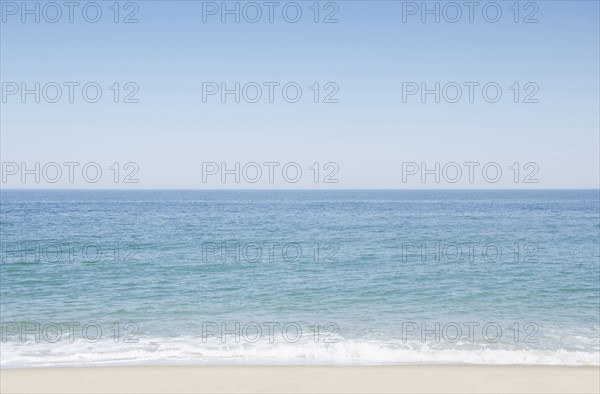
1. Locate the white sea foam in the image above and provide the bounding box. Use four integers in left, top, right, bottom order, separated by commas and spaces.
1, 337, 598, 368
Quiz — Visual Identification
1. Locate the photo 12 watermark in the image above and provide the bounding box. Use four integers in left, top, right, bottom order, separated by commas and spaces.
401, 162, 540, 184
202, 241, 339, 264
400, 2, 539, 24
1, 82, 140, 104
401, 82, 539, 104
400, 322, 539, 344
401, 241, 539, 264
200, 322, 339, 343
202, 82, 339, 103
1, 322, 140, 343
1, 1, 140, 24
1, 162, 140, 184
201, 2, 339, 24
202, 162, 340, 184
1, 241, 139, 263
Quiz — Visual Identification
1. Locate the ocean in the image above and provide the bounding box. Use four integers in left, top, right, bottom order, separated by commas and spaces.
1, 190, 598, 367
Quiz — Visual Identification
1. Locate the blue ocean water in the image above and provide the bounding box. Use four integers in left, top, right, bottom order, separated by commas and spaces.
0, 190, 598, 367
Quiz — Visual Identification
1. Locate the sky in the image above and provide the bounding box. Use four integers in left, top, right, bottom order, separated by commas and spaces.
1, 0, 599, 189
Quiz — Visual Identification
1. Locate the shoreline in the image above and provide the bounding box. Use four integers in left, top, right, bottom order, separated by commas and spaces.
2, 365, 599, 393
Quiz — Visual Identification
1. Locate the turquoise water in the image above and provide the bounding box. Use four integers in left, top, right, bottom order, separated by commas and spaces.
1, 190, 598, 366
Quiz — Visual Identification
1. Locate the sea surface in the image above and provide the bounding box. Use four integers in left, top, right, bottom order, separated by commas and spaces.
1, 190, 598, 367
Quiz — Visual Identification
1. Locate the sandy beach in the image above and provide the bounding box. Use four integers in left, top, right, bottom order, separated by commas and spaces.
1, 365, 598, 394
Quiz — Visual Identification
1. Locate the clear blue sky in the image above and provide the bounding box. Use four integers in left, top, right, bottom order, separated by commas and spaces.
1, 0, 598, 188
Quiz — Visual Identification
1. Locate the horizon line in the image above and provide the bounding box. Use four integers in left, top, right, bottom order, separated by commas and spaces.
1, 188, 599, 192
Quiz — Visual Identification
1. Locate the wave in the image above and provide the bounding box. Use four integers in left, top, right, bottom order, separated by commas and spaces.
1, 337, 598, 368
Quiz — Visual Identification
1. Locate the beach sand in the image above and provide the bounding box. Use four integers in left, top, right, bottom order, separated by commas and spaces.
1, 365, 599, 393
